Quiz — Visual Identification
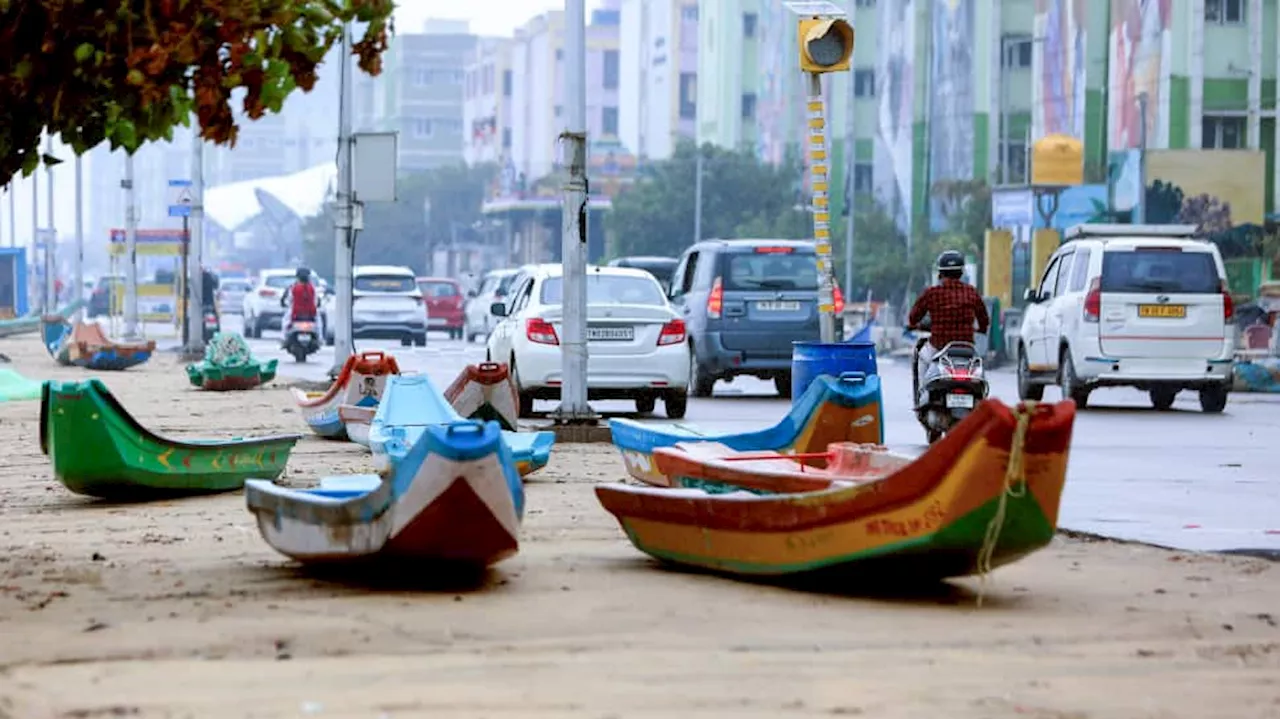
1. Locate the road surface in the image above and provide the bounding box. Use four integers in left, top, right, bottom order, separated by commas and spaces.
228, 316, 1280, 555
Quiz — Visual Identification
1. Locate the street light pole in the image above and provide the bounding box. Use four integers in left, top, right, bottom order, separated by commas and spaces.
185, 128, 207, 356
44, 135, 56, 311
331, 22, 356, 377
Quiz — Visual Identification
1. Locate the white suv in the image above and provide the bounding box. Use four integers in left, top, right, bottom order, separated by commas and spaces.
1016, 223, 1234, 413
322, 265, 427, 347
242, 269, 299, 337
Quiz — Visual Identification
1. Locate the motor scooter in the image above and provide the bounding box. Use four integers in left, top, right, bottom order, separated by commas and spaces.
279, 294, 320, 362
201, 303, 220, 343
910, 320, 989, 444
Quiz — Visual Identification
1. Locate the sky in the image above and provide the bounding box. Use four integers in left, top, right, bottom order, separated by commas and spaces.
0, 0, 605, 250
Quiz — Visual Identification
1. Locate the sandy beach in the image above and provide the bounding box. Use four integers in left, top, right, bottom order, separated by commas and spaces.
0, 335, 1277, 718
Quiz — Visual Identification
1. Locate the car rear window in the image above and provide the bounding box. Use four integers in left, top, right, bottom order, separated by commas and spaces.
355, 275, 417, 292
419, 281, 459, 297
1100, 249, 1220, 294
723, 251, 819, 291
540, 275, 666, 306
223, 280, 251, 291
264, 275, 294, 289
496, 273, 520, 295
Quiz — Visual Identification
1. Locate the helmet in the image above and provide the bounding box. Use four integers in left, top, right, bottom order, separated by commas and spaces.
935, 250, 965, 274
296, 267, 311, 281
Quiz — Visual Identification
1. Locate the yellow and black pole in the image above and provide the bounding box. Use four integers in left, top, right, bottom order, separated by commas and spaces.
791, 2, 854, 343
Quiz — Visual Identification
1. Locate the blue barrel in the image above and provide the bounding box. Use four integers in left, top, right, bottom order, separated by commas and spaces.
791, 341, 879, 404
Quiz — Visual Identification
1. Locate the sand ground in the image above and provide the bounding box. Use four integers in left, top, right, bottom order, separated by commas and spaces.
0, 335, 1277, 719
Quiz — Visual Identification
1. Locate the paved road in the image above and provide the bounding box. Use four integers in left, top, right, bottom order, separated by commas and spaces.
227, 315, 1280, 554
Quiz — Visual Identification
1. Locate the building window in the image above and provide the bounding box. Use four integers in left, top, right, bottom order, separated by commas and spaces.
853, 162, 873, 194
603, 50, 620, 90
412, 119, 433, 138
503, 69, 513, 97
679, 72, 697, 120
1206, 0, 1244, 23
1002, 35, 1032, 69
743, 12, 757, 37
1203, 116, 1246, 148
854, 69, 875, 98
602, 106, 619, 135
741, 93, 757, 120
503, 127, 512, 148
556, 48, 564, 61
999, 140, 1028, 182
681, 4, 698, 20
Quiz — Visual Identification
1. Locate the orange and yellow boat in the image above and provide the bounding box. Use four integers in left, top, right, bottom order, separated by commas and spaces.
595, 399, 1074, 581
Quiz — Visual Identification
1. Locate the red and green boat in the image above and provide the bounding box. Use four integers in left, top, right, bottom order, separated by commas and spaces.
40, 379, 303, 499
595, 399, 1074, 581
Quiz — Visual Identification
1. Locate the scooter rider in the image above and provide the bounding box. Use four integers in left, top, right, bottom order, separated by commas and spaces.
280, 267, 318, 346
907, 250, 990, 403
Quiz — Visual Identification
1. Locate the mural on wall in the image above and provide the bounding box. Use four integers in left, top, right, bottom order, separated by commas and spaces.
874, 0, 917, 235
928, 0, 975, 231
1107, 0, 1171, 151
1146, 149, 1266, 225
1033, 0, 1088, 140
1032, 184, 1109, 230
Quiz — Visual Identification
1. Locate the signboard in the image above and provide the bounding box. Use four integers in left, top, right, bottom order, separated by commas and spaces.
167, 179, 193, 218
107, 229, 183, 322
991, 189, 1035, 228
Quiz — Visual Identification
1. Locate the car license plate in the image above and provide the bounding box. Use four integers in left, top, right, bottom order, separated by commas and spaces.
297, 333, 312, 341
945, 393, 975, 409
588, 326, 634, 341
1138, 304, 1186, 318
756, 301, 800, 311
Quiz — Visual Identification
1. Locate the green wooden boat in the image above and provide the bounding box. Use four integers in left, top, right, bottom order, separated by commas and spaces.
186, 332, 277, 391
40, 379, 303, 499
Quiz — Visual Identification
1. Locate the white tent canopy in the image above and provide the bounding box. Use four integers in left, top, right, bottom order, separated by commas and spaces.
204, 162, 337, 231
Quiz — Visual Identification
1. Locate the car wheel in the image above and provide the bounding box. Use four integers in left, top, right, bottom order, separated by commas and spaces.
1198, 384, 1228, 414
774, 373, 793, 399
1059, 348, 1089, 408
1017, 347, 1045, 401
664, 391, 688, 419
1149, 388, 1178, 411
635, 395, 656, 415
414, 333, 427, 347
688, 347, 715, 398
511, 356, 534, 418
400, 335, 412, 347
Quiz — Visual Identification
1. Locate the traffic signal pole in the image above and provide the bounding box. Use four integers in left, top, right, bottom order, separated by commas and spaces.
806, 73, 837, 344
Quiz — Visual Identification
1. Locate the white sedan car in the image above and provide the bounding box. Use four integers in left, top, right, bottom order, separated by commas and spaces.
486, 265, 691, 418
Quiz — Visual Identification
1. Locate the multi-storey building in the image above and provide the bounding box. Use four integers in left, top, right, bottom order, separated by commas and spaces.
618, 0, 699, 161
462, 38, 514, 167
696, 0, 762, 151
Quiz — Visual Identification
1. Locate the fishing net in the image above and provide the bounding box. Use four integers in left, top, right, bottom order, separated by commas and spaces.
204, 332, 253, 367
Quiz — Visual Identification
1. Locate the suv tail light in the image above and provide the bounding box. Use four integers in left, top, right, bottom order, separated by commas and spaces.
658, 319, 686, 346
707, 277, 723, 319
1221, 281, 1234, 322
833, 285, 845, 315
258, 288, 277, 297
1083, 278, 1101, 323
526, 317, 559, 345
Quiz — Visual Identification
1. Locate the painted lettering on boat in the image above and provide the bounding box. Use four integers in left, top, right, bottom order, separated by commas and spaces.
621, 450, 653, 476
785, 528, 835, 551
863, 501, 946, 537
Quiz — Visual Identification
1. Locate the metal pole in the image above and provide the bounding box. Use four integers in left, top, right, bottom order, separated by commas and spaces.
123, 152, 140, 339
187, 131, 206, 354
693, 147, 703, 243
331, 22, 356, 376
844, 69, 856, 303
807, 73, 837, 344
7, 182, 14, 247
74, 155, 84, 320
31, 156, 39, 310
555, 0, 593, 421
1135, 92, 1148, 225
180, 216, 190, 347
44, 135, 56, 311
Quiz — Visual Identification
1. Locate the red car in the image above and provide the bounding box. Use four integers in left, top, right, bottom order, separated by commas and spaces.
416, 277, 465, 339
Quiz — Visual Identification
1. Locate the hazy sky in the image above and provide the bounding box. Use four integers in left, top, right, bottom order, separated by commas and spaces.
1, 0, 603, 250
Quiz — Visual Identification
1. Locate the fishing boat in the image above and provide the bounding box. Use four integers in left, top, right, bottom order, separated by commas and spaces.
289, 351, 401, 439
40, 379, 303, 499
369, 374, 554, 478
40, 316, 155, 371
595, 399, 1074, 581
444, 362, 520, 431
609, 371, 883, 486
338, 404, 374, 447
245, 419, 524, 567
186, 332, 278, 391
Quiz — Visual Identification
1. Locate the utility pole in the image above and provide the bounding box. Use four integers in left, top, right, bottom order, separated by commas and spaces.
1135, 92, 1149, 225
844, 67, 856, 303
74, 154, 84, 321
186, 130, 207, 355
30, 153, 39, 311
330, 22, 356, 377
123, 153, 141, 339
44, 135, 56, 311
553, 0, 594, 423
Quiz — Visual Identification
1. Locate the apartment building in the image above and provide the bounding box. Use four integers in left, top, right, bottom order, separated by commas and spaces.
618, 0, 699, 161
462, 38, 514, 166
696, 0, 762, 151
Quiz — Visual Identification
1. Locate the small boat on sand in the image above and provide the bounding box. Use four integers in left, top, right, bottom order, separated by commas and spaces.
290, 351, 401, 439
41, 316, 155, 371
444, 362, 520, 430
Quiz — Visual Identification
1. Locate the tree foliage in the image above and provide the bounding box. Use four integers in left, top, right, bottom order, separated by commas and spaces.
0, 0, 393, 184
302, 163, 497, 278
605, 141, 810, 258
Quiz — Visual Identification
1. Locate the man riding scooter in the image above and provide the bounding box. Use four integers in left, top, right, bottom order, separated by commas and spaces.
280, 267, 321, 361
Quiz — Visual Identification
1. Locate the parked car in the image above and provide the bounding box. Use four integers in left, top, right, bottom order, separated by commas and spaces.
217, 277, 252, 316
463, 268, 521, 342
486, 264, 690, 418
241, 269, 298, 337
416, 276, 465, 339
322, 265, 427, 347
87, 274, 123, 317
1016, 223, 1234, 413
607, 256, 679, 293
669, 239, 843, 398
